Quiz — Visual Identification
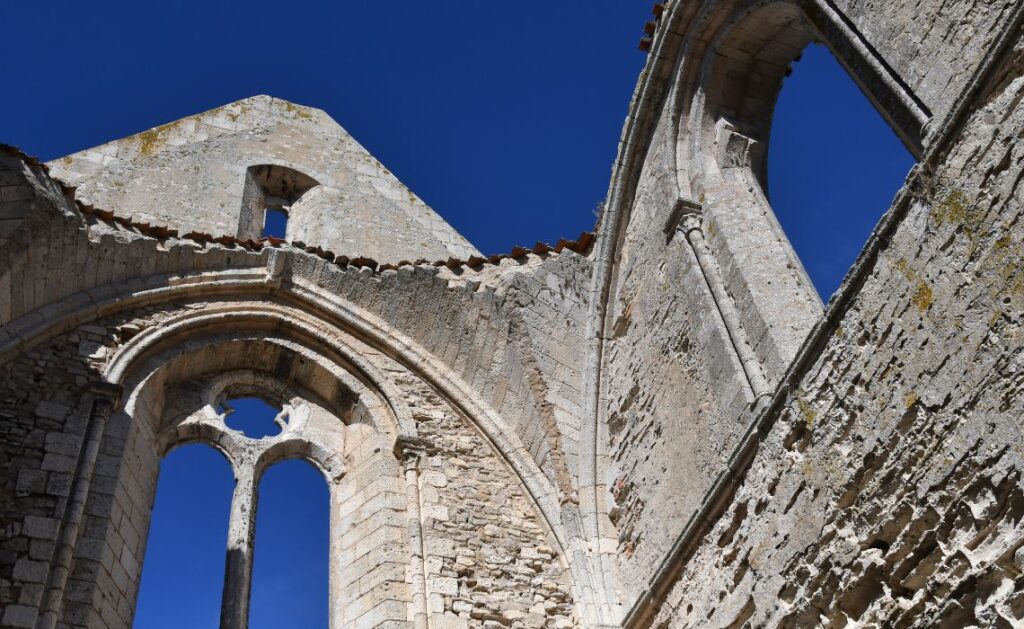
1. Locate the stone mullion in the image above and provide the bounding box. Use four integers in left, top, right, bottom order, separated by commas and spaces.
220, 462, 258, 629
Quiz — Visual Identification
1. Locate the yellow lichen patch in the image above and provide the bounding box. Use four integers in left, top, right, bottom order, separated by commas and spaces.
894, 257, 913, 279
930, 189, 970, 227
997, 259, 1024, 300
282, 102, 313, 120
136, 121, 181, 156
904, 392, 918, 408
796, 395, 816, 428
226, 101, 251, 123
912, 279, 933, 312
60, 156, 72, 166
893, 257, 932, 313
929, 187, 987, 254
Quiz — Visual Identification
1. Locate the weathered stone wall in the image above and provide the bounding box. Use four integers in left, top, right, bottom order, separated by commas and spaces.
0, 148, 595, 625
597, 6, 823, 599
370, 351, 577, 628
286, 248, 593, 503
445, 251, 592, 493
8, 1, 1024, 625
639, 20, 1024, 629
588, 0, 1024, 618
46, 96, 479, 263
831, 0, 1018, 126
0, 166, 590, 513
600, 103, 764, 596
0, 288, 582, 628
0, 321, 99, 628
0, 153, 39, 246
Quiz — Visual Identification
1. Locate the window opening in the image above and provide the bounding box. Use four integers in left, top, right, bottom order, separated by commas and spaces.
767, 44, 915, 299
134, 444, 233, 628
239, 164, 319, 241
219, 396, 287, 439
261, 207, 288, 239
250, 459, 329, 628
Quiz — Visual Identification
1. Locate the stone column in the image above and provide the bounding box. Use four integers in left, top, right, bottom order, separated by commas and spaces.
678, 213, 771, 400
37, 381, 122, 629
398, 440, 430, 629
220, 462, 258, 629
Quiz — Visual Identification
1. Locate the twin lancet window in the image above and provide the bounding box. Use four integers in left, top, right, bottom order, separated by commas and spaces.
134, 393, 328, 627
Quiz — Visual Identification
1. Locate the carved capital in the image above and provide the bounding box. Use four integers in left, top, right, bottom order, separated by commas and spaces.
89, 381, 124, 410
678, 212, 703, 236
663, 196, 704, 239
395, 436, 429, 473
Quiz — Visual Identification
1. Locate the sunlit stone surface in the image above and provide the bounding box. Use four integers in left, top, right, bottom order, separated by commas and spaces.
2, 1, 1024, 626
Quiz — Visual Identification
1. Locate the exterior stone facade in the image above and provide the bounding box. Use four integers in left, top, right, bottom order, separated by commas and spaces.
2, 1, 1024, 627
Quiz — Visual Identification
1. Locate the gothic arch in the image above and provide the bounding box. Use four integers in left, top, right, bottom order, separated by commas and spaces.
105, 305, 416, 448
583, 0, 933, 622
5, 268, 591, 624
0, 268, 577, 550
679, 0, 926, 196
99, 305, 416, 627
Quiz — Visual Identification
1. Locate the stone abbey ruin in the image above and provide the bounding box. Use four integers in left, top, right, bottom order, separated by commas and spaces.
3, 0, 1024, 627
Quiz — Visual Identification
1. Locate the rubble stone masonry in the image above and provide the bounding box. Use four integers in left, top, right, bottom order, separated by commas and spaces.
2, 1, 1024, 627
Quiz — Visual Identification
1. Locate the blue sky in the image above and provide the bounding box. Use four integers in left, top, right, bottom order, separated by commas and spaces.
2, 3, 912, 627
135, 444, 329, 629
1, 0, 651, 257
768, 45, 915, 299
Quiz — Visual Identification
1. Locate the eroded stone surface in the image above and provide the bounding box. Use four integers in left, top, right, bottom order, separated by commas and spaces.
2, 1, 1024, 627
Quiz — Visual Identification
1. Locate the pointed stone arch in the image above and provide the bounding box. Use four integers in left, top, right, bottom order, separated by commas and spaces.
9, 272, 590, 625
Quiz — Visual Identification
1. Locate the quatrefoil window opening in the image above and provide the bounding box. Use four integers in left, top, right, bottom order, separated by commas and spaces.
217, 396, 290, 438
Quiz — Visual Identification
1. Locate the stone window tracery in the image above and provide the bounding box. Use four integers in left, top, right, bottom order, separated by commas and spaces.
134, 371, 342, 628
96, 320, 417, 629
218, 396, 289, 439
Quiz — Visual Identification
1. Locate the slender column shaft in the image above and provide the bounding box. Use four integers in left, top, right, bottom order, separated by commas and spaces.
680, 215, 771, 400
38, 382, 122, 629
220, 464, 258, 629
402, 449, 430, 629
